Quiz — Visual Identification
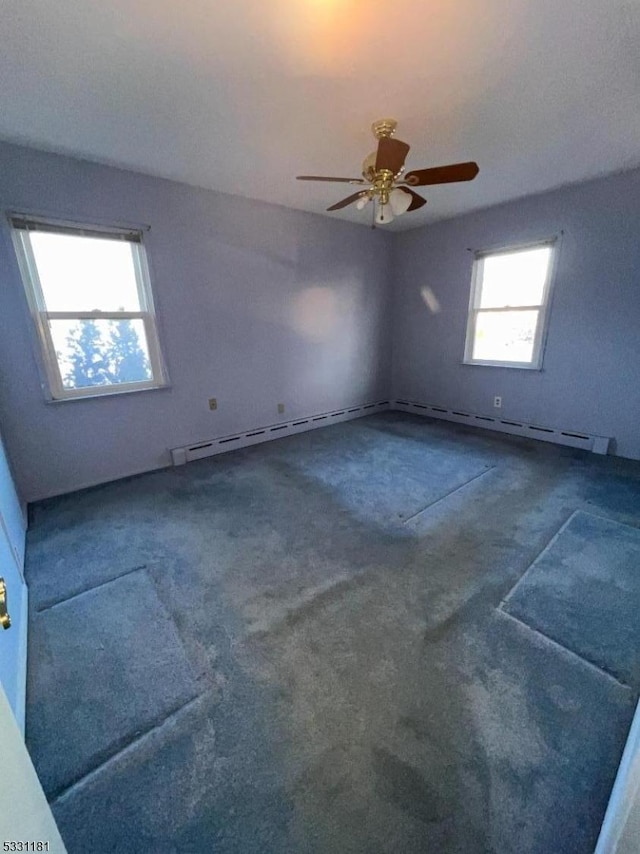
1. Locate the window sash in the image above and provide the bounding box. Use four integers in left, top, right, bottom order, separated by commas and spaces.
10, 215, 142, 243
466, 307, 543, 368
11, 220, 167, 400
463, 240, 557, 369
469, 305, 543, 314
40, 311, 166, 400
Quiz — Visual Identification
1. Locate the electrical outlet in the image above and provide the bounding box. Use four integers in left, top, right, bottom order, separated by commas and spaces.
277, 403, 285, 415
208, 398, 217, 411
493, 396, 502, 408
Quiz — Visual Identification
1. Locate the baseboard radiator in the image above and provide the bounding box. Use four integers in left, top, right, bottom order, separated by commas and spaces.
170, 400, 390, 465
393, 399, 611, 455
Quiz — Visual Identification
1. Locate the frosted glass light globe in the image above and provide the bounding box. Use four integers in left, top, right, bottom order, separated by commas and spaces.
389, 187, 412, 216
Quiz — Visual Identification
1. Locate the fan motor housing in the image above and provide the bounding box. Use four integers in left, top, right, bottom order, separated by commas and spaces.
371, 118, 397, 139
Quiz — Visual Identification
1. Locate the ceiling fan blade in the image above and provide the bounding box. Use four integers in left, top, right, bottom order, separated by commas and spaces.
403, 161, 479, 187
326, 191, 367, 211
375, 137, 410, 175
398, 187, 427, 211
297, 175, 366, 184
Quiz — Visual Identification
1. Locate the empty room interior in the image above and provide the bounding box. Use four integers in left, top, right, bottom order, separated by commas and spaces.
1, 2, 640, 852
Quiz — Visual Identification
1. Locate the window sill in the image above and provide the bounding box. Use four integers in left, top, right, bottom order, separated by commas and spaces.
461, 361, 543, 371
44, 383, 172, 404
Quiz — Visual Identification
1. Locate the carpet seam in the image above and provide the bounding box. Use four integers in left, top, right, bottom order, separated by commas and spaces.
577, 508, 640, 532
402, 465, 496, 524
48, 691, 206, 805
499, 510, 579, 608
500, 508, 640, 611
496, 608, 632, 690
35, 563, 148, 612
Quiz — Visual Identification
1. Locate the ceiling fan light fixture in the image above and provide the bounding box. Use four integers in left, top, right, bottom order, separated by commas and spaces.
389, 187, 412, 216
375, 202, 394, 225
296, 119, 479, 222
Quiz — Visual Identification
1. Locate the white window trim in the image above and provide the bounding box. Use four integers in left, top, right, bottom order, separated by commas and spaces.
463, 237, 559, 370
10, 216, 168, 401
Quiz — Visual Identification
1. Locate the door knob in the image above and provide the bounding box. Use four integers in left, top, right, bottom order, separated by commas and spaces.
0, 578, 11, 630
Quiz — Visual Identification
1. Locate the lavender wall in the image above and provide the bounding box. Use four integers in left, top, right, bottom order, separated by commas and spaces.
391, 168, 640, 460
1, 142, 638, 502
0, 142, 392, 501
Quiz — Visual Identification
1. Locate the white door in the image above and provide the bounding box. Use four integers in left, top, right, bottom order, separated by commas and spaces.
0, 682, 66, 852
595, 698, 640, 854
0, 432, 28, 730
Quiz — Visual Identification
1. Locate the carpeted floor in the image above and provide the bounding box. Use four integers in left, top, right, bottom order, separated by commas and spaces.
24, 412, 640, 853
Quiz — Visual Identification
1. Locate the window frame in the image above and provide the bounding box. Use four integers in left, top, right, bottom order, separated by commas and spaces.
10, 216, 168, 401
463, 237, 559, 370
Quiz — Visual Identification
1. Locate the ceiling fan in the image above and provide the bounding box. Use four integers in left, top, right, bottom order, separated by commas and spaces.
297, 119, 479, 225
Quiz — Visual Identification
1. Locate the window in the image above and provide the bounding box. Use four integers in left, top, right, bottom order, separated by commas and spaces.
11, 217, 167, 400
463, 240, 556, 369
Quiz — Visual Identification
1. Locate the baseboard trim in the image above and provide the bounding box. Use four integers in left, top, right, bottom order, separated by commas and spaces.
392, 399, 611, 454
27, 400, 392, 501
170, 400, 391, 465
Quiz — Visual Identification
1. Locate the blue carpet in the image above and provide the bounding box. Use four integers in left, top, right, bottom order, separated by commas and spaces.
23, 413, 640, 853
502, 510, 640, 687
469, 611, 634, 854
51, 694, 294, 854
26, 494, 192, 610
254, 418, 494, 525
27, 570, 199, 799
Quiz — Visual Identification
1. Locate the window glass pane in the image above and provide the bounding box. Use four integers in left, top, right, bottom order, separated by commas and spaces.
30, 232, 142, 312
49, 318, 152, 390
472, 310, 539, 363
478, 246, 551, 308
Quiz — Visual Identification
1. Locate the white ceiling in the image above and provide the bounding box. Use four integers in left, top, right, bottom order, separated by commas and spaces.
1, 0, 639, 230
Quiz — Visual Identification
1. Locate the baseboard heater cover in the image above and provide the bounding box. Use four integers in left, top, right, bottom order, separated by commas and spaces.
393, 400, 611, 455
170, 401, 390, 465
